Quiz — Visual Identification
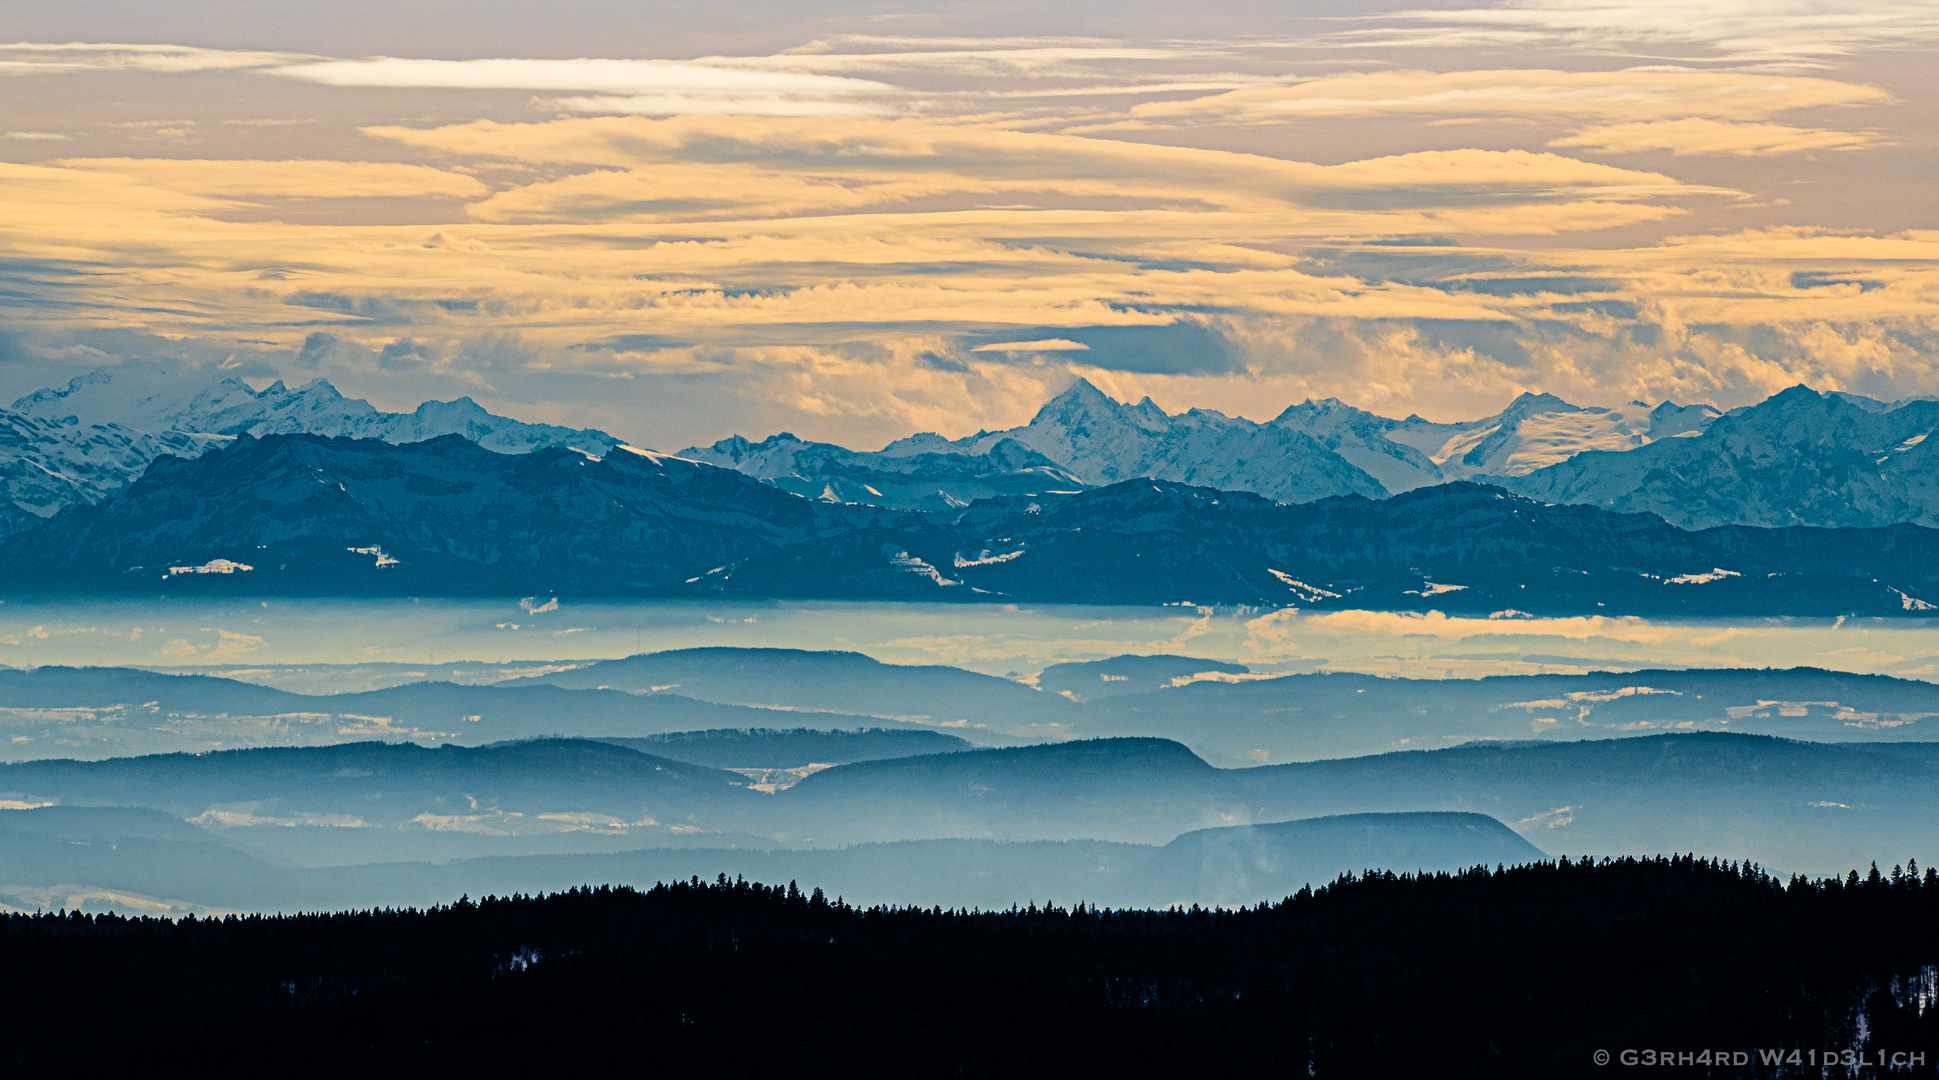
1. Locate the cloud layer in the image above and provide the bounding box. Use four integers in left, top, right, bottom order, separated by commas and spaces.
0, 12, 1935, 449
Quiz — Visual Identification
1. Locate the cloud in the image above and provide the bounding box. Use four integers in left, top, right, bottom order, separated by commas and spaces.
270, 57, 894, 93
1299, 609, 1690, 643
47, 158, 489, 199
373, 116, 1711, 229
541, 94, 891, 117
970, 339, 1089, 352
1126, 68, 1890, 127
1, 27, 1937, 447
973, 323, 1244, 375
267, 57, 897, 117
0, 41, 301, 74
1372, 0, 1939, 63
1549, 119, 1887, 156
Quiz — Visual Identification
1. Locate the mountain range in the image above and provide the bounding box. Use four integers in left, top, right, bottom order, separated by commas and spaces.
10, 366, 1939, 545
4, 427, 1934, 614
0, 365, 619, 540
6, 649, 1939, 909
678, 380, 1723, 510
1500, 385, 1939, 528
11, 646, 1939, 773
4, 729, 1935, 909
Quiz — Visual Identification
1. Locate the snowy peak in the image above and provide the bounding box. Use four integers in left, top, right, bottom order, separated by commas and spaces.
0, 366, 625, 538
14, 366, 618, 454
949, 382, 1387, 503
676, 429, 1087, 512
1402, 394, 1716, 481
680, 433, 817, 482
1497, 391, 1582, 421
1030, 377, 1123, 427
1503, 386, 1939, 529
12, 367, 199, 428
1647, 400, 1721, 440
177, 377, 380, 437
1272, 398, 1444, 494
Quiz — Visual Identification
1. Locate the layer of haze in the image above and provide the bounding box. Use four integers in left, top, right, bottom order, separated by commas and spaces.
1, 599, 1936, 689
2, 0, 1937, 449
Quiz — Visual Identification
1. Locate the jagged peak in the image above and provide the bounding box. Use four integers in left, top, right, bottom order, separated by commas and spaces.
1767, 384, 1824, 404
1272, 397, 1378, 425
288, 378, 345, 399
1498, 391, 1581, 418
1029, 377, 1130, 427
411, 396, 492, 418
1039, 376, 1113, 408
1651, 399, 1720, 417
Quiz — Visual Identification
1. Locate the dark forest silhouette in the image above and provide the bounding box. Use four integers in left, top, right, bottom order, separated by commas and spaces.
6, 856, 1939, 1076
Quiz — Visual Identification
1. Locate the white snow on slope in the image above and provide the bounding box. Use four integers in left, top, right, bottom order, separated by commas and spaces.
167, 558, 253, 575
888, 548, 959, 586
1666, 569, 1741, 585
0, 365, 626, 538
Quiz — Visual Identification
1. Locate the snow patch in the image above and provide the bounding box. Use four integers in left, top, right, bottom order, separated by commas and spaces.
347, 545, 399, 567
887, 548, 959, 586
1167, 671, 1284, 688
954, 547, 1025, 567
167, 558, 252, 575
613, 445, 697, 466
1890, 587, 1937, 612
1665, 568, 1740, 585
1267, 569, 1340, 602
192, 808, 372, 828
1407, 581, 1468, 597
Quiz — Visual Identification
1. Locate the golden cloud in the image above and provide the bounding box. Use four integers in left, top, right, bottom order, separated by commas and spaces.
369, 116, 1708, 228
1125, 68, 1890, 129
1549, 118, 1888, 156
46, 158, 490, 199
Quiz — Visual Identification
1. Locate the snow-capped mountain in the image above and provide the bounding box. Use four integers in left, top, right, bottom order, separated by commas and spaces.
0, 432, 877, 594
1503, 385, 1939, 529
0, 410, 220, 538
6, 431, 1936, 617
676, 433, 1085, 511
1272, 393, 1720, 493
880, 379, 1389, 504
0, 366, 623, 537
17, 367, 620, 456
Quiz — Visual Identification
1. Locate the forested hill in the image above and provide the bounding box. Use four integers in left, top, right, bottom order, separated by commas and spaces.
5, 859, 1938, 1078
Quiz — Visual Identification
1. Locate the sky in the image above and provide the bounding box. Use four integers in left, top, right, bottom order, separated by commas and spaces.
2, 0, 1936, 450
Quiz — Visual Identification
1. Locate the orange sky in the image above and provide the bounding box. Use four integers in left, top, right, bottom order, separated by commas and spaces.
1, 0, 1935, 447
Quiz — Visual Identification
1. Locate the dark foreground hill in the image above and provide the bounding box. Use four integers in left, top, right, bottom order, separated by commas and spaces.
5, 862, 1938, 1079
6, 432, 1939, 615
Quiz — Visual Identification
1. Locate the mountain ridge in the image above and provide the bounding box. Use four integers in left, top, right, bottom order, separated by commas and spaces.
0, 366, 624, 538
3, 432, 1938, 615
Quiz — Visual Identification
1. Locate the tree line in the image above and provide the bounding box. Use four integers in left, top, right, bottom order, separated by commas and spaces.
4, 855, 1937, 1077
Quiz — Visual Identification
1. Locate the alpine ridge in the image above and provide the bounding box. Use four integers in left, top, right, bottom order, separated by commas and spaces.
0, 365, 622, 538
5, 431, 1937, 615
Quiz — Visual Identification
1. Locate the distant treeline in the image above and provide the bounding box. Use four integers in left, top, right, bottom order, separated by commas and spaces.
5, 857, 1939, 1078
